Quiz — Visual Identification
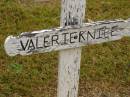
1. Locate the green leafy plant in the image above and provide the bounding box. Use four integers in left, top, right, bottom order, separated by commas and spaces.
9, 64, 23, 74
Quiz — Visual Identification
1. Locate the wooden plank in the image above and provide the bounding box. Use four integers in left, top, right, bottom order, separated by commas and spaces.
4, 19, 130, 56
58, 0, 86, 97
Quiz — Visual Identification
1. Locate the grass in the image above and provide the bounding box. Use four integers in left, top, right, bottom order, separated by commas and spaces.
0, 0, 130, 97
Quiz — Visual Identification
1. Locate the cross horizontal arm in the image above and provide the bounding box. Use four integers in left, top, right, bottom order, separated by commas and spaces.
4, 19, 130, 56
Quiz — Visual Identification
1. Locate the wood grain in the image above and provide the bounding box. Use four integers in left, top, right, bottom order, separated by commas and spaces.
4, 19, 130, 56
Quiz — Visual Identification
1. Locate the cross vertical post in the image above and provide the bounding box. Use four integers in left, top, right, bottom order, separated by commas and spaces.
58, 0, 86, 97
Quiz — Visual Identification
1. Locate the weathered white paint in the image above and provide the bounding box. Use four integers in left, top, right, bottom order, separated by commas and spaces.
4, 19, 130, 56
58, 0, 85, 97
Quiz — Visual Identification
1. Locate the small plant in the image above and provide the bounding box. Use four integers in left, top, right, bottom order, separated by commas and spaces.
9, 64, 23, 74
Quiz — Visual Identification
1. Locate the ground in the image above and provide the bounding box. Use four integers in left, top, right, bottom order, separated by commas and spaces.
0, 0, 130, 97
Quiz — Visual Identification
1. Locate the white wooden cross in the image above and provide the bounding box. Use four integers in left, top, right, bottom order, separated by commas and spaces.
4, 0, 130, 97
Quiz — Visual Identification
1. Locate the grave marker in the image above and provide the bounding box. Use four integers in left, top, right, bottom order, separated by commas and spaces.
4, 20, 130, 56
4, 0, 130, 97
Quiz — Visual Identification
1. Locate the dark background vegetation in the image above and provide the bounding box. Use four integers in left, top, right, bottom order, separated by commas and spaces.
0, 0, 130, 97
